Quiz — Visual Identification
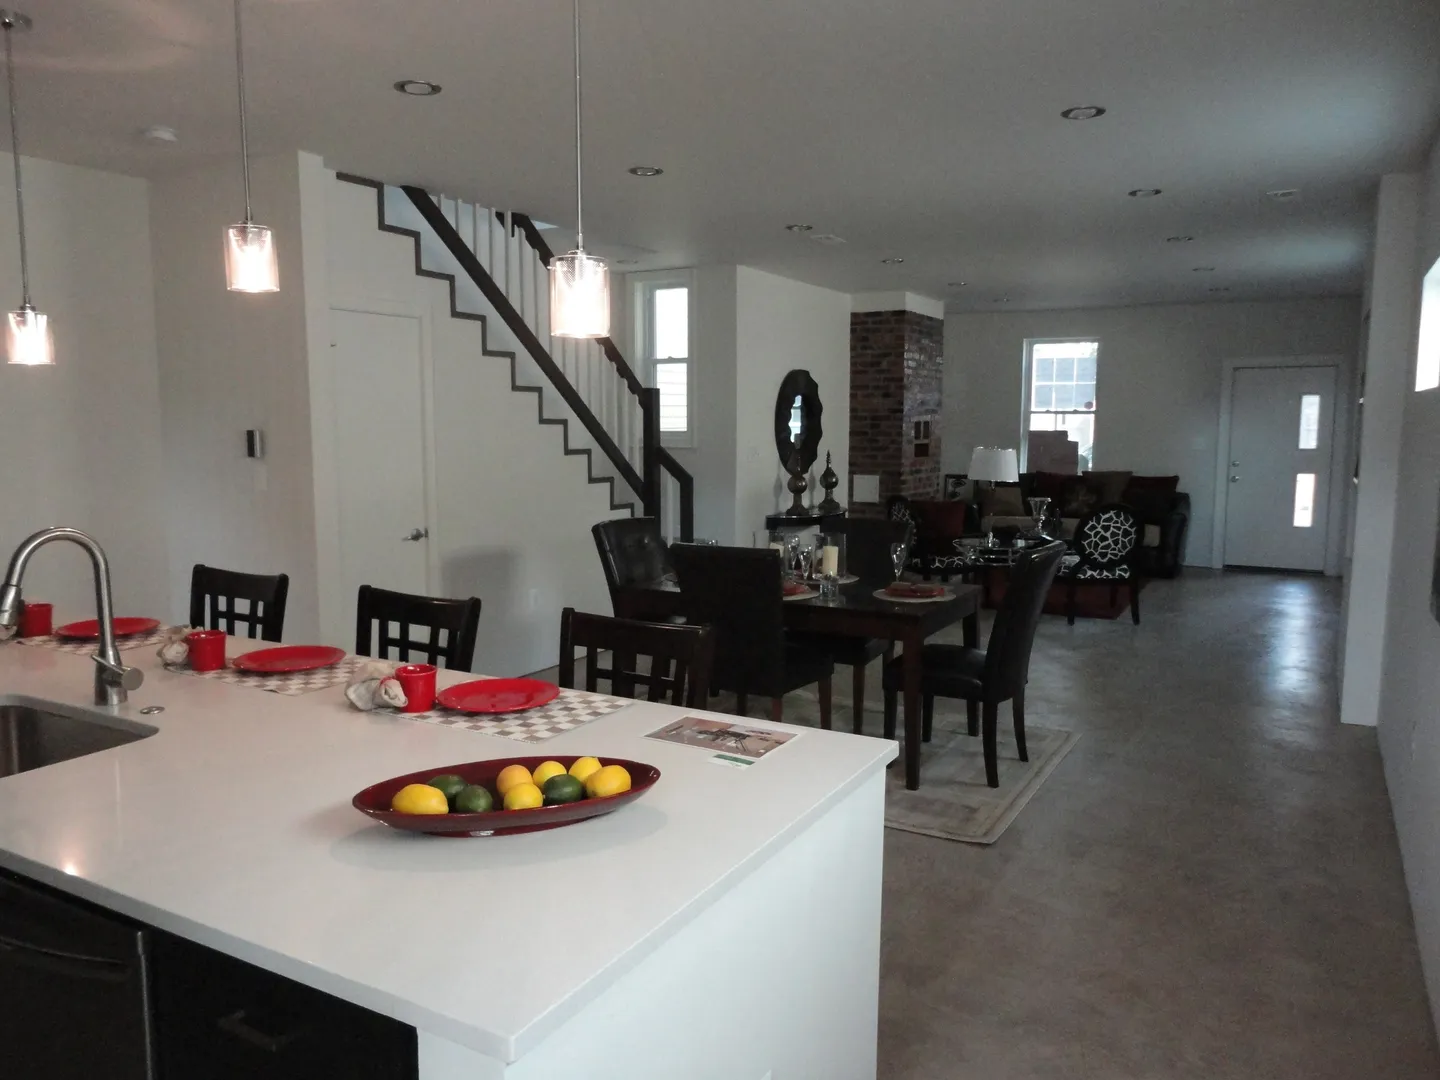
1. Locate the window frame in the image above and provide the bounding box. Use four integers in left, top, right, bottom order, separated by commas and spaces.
1020, 337, 1101, 472
630, 269, 695, 449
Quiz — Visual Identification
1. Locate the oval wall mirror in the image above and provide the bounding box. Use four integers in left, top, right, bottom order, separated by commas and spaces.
774, 369, 824, 471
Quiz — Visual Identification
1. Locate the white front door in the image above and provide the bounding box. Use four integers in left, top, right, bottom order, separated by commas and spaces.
330, 309, 431, 601
1223, 365, 1337, 571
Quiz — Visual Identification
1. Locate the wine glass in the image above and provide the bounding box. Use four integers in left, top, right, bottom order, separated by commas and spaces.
889, 540, 908, 582
797, 541, 816, 581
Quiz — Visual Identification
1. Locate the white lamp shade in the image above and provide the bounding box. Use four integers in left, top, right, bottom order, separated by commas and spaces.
225, 223, 279, 293
550, 250, 610, 338
968, 446, 1019, 483
6, 307, 53, 366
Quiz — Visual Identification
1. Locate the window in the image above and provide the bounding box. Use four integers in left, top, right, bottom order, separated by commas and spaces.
1297, 394, 1320, 450
1417, 256, 1440, 392
1293, 473, 1316, 528
1023, 339, 1098, 470
634, 274, 693, 445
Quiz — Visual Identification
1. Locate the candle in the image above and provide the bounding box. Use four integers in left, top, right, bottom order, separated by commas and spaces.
821, 545, 839, 577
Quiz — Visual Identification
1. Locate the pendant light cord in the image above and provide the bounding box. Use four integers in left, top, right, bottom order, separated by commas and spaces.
3, 20, 29, 306
233, 0, 253, 224
572, 0, 583, 252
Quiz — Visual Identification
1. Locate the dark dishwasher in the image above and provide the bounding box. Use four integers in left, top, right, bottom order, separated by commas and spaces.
0, 870, 156, 1079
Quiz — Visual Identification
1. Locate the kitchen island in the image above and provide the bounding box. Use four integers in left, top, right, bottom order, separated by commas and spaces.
0, 638, 895, 1079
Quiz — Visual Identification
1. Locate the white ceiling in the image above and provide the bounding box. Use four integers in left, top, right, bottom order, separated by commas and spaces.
16, 0, 1440, 311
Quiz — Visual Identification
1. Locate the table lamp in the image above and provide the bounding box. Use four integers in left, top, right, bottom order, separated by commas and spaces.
968, 447, 1019, 485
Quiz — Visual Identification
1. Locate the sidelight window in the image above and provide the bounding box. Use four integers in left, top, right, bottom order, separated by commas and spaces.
1297, 394, 1320, 450
1293, 473, 1316, 528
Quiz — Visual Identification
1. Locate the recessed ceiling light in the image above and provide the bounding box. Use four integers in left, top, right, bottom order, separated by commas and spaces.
1166, 235, 1194, 243
947, 281, 967, 287
628, 166, 663, 177
1061, 105, 1106, 120
1191, 266, 1215, 272
141, 125, 178, 143
394, 79, 442, 96
1265, 188, 1300, 201
785, 224, 814, 233
809, 233, 846, 246
993, 297, 1010, 303
881, 257, 904, 264
1208, 286, 1231, 293
615, 259, 639, 266
1128, 188, 1162, 198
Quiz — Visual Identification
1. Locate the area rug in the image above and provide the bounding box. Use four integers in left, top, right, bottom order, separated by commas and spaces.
880, 716, 1079, 844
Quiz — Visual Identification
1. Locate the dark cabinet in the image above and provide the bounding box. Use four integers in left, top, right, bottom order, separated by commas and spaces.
151, 930, 417, 1080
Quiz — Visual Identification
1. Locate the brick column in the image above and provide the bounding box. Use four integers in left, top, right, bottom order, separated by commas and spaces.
848, 309, 945, 516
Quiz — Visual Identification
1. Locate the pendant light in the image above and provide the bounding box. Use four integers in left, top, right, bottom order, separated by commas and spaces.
223, 0, 277, 293
1, 11, 51, 366
549, 0, 608, 338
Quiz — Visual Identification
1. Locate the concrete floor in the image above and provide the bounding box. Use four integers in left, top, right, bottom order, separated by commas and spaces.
874, 569, 1438, 1078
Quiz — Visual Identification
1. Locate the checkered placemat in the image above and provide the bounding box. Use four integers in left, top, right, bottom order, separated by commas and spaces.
400, 688, 634, 744
165, 656, 365, 696
15, 625, 176, 655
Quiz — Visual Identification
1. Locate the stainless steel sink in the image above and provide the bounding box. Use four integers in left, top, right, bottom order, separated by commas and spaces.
0, 697, 157, 778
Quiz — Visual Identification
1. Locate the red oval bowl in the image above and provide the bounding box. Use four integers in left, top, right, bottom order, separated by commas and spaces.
352, 756, 661, 837
55, 617, 161, 640
436, 677, 559, 714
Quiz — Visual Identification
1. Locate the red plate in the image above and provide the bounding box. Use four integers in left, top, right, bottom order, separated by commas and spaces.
885, 582, 945, 598
437, 677, 559, 714
54, 617, 161, 640
352, 756, 661, 837
782, 581, 810, 597
232, 644, 347, 674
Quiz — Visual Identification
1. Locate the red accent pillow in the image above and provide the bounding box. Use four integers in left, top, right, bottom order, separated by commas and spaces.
1030, 471, 1072, 504
912, 500, 971, 539
1124, 475, 1180, 496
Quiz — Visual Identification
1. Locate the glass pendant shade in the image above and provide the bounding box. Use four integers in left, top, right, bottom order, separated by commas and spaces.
225, 223, 278, 293
6, 305, 51, 366
549, 250, 609, 338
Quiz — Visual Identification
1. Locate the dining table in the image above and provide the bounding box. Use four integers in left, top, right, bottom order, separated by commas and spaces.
614, 577, 982, 790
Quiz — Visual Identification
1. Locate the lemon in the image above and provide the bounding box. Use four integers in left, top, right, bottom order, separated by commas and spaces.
496, 763, 534, 796
568, 756, 603, 784
584, 764, 632, 799
531, 760, 568, 789
503, 782, 544, 810
391, 783, 449, 815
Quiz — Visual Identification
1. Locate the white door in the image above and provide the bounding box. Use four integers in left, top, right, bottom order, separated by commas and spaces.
330, 309, 431, 600
1223, 365, 1336, 571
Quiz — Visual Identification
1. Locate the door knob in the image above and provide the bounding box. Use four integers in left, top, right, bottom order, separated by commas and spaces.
1230, 475, 1241, 483
401, 527, 429, 542
1231, 461, 1240, 467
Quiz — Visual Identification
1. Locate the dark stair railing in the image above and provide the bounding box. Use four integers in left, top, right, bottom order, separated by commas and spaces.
403, 186, 694, 541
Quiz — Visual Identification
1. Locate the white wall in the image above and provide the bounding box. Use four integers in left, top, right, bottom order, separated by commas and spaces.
324, 174, 615, 675
1370, 129, 1440, 1036
942, 298, 1362, 565
0, 154, 169, 620
735, 266, 851, 543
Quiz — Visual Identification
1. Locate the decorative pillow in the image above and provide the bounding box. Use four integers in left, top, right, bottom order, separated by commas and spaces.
1082, 470, 1134, 505
1124, 490, 1174, 522
1029, 471, 1072, 504
1060, 477, 1103, 517
982, 483, 1026, 517
1124, 475, 1180, 499
912, 500, 971, 539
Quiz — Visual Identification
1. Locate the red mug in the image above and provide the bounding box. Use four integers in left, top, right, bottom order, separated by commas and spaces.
186, 629, 227, 672
395, 663, 437, 713
18, 601, 52, 638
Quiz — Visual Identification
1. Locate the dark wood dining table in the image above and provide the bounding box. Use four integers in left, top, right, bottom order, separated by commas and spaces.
614, 577, 982, 790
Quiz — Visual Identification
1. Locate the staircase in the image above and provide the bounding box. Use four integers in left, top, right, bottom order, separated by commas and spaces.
337, 173, 693, 539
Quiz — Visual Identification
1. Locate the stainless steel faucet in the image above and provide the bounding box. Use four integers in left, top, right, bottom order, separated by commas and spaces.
0, 527, 144, 706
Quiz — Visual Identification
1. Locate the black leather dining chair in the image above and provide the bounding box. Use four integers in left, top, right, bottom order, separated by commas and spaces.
189, 564, 290, 642
670, 544, 834, 725
354, 585, 482, 671
591, 517, 676, 621
881, 541, 1066, 787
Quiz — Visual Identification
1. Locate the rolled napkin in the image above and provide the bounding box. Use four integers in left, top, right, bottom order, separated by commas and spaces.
157, 626, 190, 666
345, 659, 408, 711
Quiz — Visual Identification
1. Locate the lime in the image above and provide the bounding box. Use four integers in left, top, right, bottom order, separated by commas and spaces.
453, 784, 494, 813
391, 783, 449, 815
532, 760, 568, 788
569, 756, 603, 783
542, 774, 584, 805
503, 782, 544, 810
427, 774, 467, 807
496, 763, 534, 796
584, 764, 632, 799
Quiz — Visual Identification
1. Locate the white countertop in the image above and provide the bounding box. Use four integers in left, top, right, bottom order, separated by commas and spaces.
0, 638, 894, 1062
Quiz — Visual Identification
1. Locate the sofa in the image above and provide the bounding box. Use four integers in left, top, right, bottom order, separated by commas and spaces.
892, 471, 1191, 579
